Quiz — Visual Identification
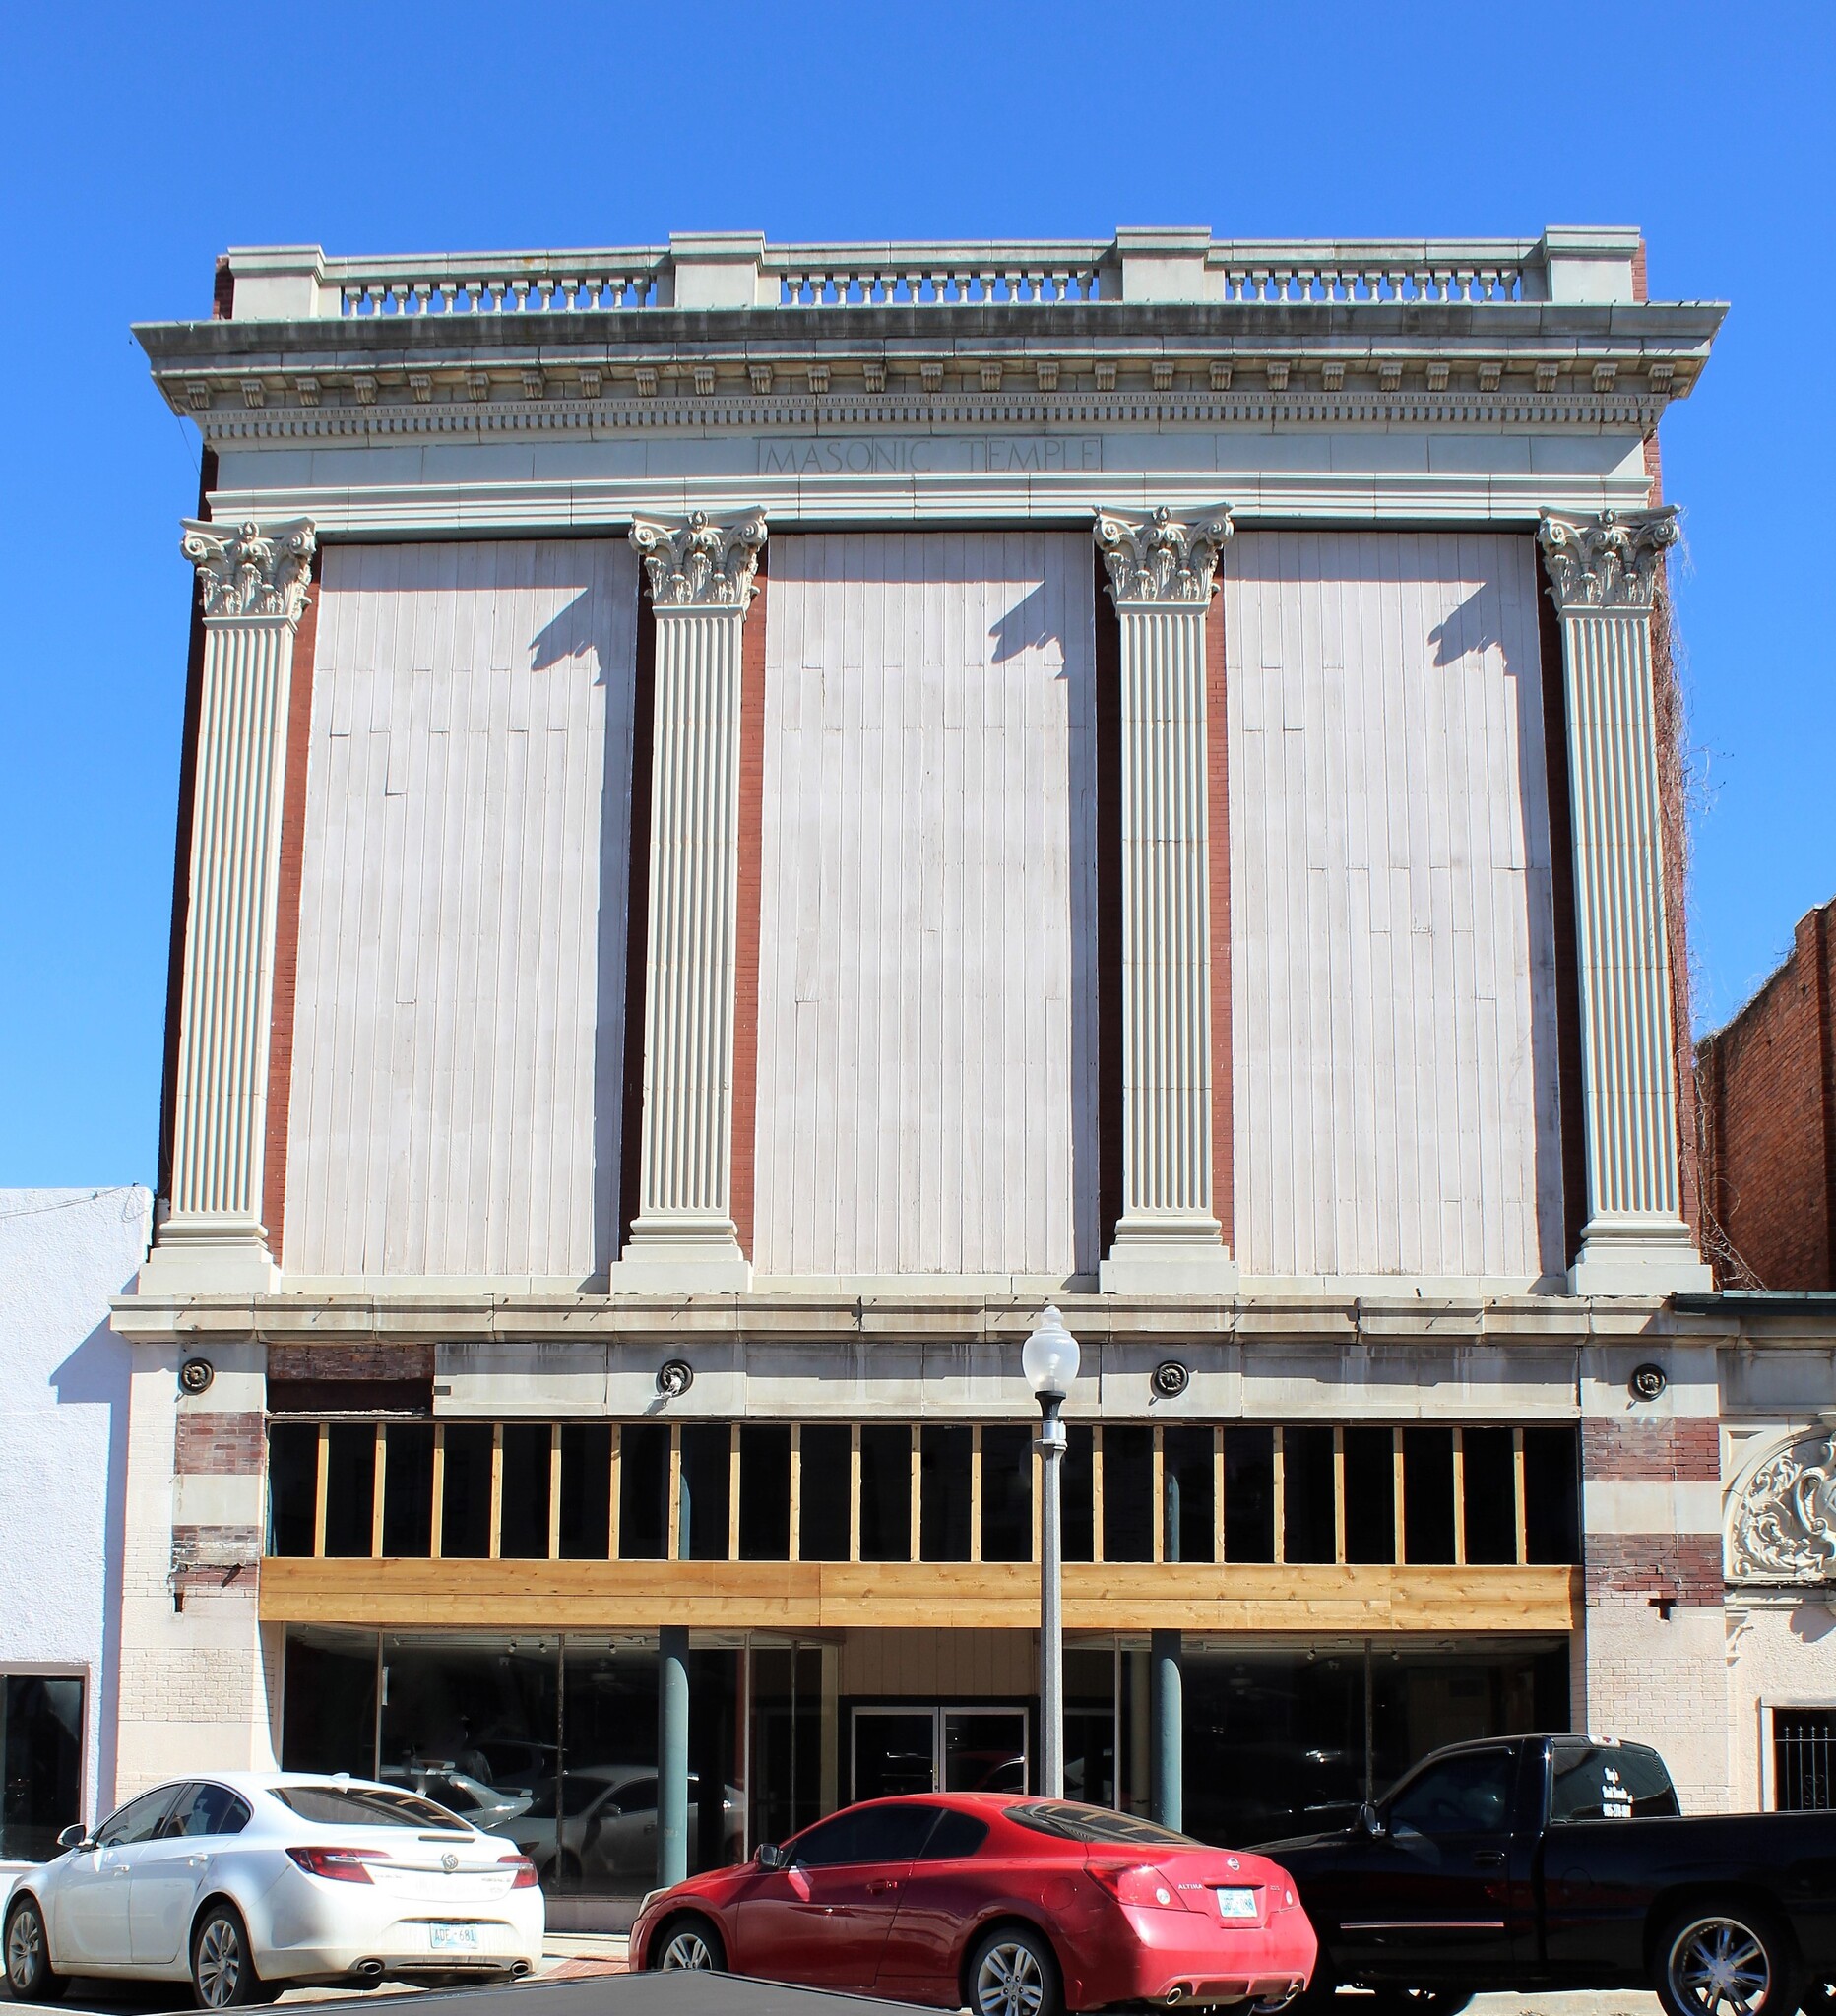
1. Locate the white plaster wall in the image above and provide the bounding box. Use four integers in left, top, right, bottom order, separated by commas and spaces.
754, 532, 1099, 1281
1725, 1602, 1836, 1813
0, 1186, 151, 1829
1224, 531, 1564, 1288
285, 540, 639, 1284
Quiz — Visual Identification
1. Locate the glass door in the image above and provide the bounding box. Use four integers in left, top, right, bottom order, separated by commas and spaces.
851, 1706, 1029, 1800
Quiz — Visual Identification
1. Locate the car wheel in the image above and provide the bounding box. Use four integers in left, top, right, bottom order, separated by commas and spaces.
651, 1914, 727, 1972
1657, 1906, 1798, 2016
191, 1903, 272, 2009
968, 1923, 1061, 2016
4, 1896, 67, 2003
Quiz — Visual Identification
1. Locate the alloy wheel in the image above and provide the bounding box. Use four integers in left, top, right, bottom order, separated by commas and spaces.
7, 1906, 44, 1991
976, 1939, 1046, 2016
660, 1928, 713, 1971
1669, 1916, 1772, 2016
196, 1918, 244, 2007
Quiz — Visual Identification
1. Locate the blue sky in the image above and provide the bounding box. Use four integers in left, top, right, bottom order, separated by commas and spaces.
1, 3, 1831, 1184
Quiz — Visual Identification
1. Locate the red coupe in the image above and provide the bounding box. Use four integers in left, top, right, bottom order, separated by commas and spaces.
631, 1794, 1317, 2014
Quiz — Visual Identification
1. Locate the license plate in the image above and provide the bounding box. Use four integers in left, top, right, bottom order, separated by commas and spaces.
1214, 1887, 1259, 1920
429, 1924, 480, 1952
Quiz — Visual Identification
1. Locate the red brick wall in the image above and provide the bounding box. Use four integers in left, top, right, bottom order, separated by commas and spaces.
1206, 583, 1234, 1250
1697, 897, 1836, 1289
267, 1344, 435, 1383
1582, 1418, 1720, 1483
729, 556, 768, 1258
260, 556, 320, 1265
1586, 1533, 1722, 1605
175, 1412, 267, 1474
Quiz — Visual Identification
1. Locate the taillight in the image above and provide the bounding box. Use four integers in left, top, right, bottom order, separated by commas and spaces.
499, 1855, 539, 1890
1088, 1862, 1191, 1910
287, 1847, 383, 1884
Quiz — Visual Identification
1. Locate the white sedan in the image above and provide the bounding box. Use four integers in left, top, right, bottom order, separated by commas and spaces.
3, 1771, 544, 2007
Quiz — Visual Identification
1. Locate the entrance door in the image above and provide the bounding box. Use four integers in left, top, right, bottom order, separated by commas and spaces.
852, 1708, 1029, 1800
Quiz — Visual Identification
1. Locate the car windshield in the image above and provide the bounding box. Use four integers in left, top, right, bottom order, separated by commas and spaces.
1007, 1801, 1202, 1848
271, 1784, 469, 1829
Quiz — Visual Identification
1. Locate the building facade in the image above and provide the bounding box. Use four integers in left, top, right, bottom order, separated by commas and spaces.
104, 224, 1835, 1920
0, 1186, 152, 1867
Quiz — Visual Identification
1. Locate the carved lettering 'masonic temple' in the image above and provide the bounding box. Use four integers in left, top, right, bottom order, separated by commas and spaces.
106, 226, 1836, 1914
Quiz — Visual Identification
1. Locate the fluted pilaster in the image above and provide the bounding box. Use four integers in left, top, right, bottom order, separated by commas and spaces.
1540, 507, 1711, 1294
1095, 507, 1237, 1293
611, 512, 766, 1292
142, 518, 316, 1296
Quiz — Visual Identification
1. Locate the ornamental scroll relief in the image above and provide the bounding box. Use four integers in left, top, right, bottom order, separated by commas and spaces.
1728, 1432, 1836, 1585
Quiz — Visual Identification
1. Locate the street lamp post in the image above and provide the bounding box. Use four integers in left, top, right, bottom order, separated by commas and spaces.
1024, 1304, 1080, 1799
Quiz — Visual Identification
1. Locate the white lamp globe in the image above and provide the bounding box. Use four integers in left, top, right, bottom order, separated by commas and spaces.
1022, 1305, 1080, 1398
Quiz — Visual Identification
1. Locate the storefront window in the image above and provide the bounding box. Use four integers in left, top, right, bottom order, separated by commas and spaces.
1, 1675, 83, 1860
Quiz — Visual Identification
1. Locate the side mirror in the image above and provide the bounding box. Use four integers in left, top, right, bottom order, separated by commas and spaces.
57, 1824, 95, 1852
1357, 1802, 1384, 1838
755, 1842, 788, 1871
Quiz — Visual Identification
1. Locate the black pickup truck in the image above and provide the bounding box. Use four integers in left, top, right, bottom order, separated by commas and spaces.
1260, 1733, 1836, 2016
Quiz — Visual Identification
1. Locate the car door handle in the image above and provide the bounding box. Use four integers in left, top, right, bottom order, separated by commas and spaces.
1473, 1851, 1506, 1868
865, 1879, 898, 1897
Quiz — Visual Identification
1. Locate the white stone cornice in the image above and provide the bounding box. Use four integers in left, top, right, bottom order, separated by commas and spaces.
1094, 505, 1233, 606
180, 517, 316, 622
1538, 506, 1678, 614
628, 510, 766, 610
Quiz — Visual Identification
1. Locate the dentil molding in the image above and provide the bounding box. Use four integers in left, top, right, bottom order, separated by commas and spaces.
180, 517, 317, 621
629, 509, 767, 609
1095, 504, 1234, 605
1728, 1431, 1836, 1585
1538, 506, 1678, 614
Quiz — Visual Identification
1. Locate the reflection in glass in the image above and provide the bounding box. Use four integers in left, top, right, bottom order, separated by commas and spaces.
1063, 1648, 1115, 1807
0, 1676, 83, 1861
750, 1645, 822, 1845
944, 1710, 1027, 1793
281, 1627, 377, 1775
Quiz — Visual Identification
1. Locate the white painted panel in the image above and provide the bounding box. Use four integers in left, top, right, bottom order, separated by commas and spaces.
286, 540, 638, 1279
756, 533, 1098, 1278
1226, 532, 1564, 1284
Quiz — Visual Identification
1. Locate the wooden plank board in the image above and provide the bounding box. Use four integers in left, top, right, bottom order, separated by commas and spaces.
285, 541, 639, 1279
260, 1556, 1582, 1634
754, 534, 1098, 1277
1223, 532, 1560, 1284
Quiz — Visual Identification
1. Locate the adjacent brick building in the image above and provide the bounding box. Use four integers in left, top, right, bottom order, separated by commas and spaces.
1697, 895, 1836, 1290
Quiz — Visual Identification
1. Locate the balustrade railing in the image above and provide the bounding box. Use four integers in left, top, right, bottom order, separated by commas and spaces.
231, 232, 1579, 320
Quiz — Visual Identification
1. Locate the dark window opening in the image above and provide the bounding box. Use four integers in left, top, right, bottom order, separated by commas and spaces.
1463, 1427, 1517, 1565
323, 1424, 376, 1558
0, 1675, 83, 1861
1224, 1427, 1275, 1562
920, 1425, 973, 1562
381, 1423, 433, 1558
1163, 1425, 1215, 1564
859, 1425, 912, 1562
1063, 1425, 1095, 1563
739, 1424, 792, 1560
268, 1421, 318, 1556
678, 1424, 731, 1561
1403, 1426, 1456, 1564
558, 1422, 612, 1560
1343, 1427, 1395, 1565
619, 1423, 669, 1560
440, 1424, 493, 1560
499, 1422, 551, 1560
1524, 1426, 1580, 1564
799, 1424, 852, 1561
1103, 1425, 1153, 1562
981, 1425, 1034, 1563
1775, 1711, 1836, 1811
1283, 1426, 1335, 1564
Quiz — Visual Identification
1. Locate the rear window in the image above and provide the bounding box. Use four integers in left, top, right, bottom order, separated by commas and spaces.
1007, 1801, 1200, 1849
270, 1784, 470, 1830
920, 1810, 991, 1859
1551, 1743, 1678, 1823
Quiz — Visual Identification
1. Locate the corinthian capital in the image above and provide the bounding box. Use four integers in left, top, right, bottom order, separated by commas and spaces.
1094, 504, 1234, 606
629, 510, 767, 610
1538, 506, 1678, 614
181, 518, 316, 622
